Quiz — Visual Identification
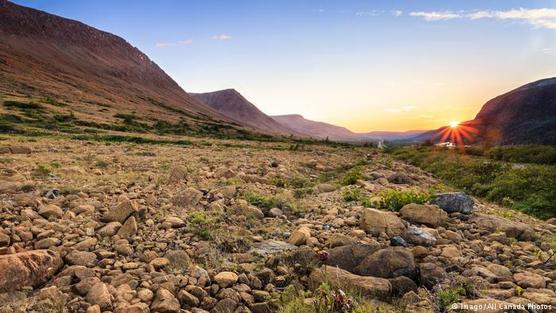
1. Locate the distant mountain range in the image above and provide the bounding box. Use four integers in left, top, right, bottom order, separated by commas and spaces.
414, 77, 556, 145
1, 0, 554, 145
190, 88, 425, 141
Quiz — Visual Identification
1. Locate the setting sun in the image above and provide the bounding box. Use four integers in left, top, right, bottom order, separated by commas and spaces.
449, 120, 459, 128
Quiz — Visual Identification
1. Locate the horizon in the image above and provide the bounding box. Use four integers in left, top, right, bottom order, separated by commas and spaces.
13, 0, 556, 132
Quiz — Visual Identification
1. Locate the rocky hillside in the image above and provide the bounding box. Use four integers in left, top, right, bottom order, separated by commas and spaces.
0, 0, 234, 128
191, 89, 297, 135
415, 77, 556, 145
0, 136, 554, 312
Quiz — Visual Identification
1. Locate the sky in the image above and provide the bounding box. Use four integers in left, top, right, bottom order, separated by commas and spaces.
14, 0, 556, 132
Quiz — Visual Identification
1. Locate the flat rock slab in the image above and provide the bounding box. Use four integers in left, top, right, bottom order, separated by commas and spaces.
0, 250, 62, 291
249, 240, 297, 256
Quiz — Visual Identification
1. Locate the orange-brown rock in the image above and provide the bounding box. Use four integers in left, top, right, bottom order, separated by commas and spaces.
0, 250, 63, 291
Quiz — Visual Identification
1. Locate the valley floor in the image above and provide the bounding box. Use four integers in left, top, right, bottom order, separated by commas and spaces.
0, 135, 555, 313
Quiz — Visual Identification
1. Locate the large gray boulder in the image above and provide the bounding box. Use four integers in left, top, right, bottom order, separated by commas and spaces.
431, 192, 474, 214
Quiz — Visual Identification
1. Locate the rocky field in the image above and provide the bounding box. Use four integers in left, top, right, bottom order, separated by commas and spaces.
0, 136, 555, 313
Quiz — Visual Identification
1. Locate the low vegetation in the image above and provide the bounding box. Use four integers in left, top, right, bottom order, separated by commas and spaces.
389, 145, 556, 219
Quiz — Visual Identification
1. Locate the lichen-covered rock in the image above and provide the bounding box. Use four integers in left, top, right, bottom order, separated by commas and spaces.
399, 204, 448, 227
355, 247, 416, 278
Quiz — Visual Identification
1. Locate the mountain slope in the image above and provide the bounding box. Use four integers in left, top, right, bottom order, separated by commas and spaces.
272, 114, 424, 141
0, 0, 235, 129
191, 89, 296, 135
271, 114, 356, 140
414, 77, 556, 145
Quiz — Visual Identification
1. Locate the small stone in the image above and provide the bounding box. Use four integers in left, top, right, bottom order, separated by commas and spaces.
64, 250, 97, 267
117, 216, 138, 239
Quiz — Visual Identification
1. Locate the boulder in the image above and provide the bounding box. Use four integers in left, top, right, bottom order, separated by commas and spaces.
64, 250, 97, 267
151, 288, 180, 313
117, 216, 137, 239
102, 199, 137, 223
419, 262, 447, 289
167, 165, 188, 183
513, 272, 546, 289
310, 266, 391, 298
399, 204, 448, 227
287, 226, 311, 246
86, 282, 112, 310
214, 272, 238, 288
171, 187, 203, 207
325, 242, 380, 271
38, 204, 64, 219
431, 192, 474, 214
388, 173, 412, 184
402, 226, 436, 246
0, 250, 63, 291
470, 214, 535, 241
486, 264, 512, 282
315, 183, 337, 193
360, 208, 406, 237
355, 247, 416, 278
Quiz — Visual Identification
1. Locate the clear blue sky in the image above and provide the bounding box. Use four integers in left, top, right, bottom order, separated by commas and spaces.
13, 0, 556, 131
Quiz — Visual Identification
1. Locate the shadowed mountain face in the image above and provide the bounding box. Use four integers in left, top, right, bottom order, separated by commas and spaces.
414, 77, 556, 145
190, 89, 296, 135
0, 0, 232, 125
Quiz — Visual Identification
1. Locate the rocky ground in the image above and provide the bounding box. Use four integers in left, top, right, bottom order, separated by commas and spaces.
0, 136, 555, 313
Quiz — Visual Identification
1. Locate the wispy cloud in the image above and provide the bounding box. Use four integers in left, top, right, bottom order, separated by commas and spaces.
155, 39, 193, 48
410, 8, 556, 29
409, 11, 461, 21
212, 34, 232, 41
391, 10, 403, 17
356, 10, 380, 17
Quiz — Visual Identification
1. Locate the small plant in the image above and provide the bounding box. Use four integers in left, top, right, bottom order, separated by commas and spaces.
435, 286, 464, 312
272, 176, 287, 188
380, 189, 431, 211
343, 187, 362, 202
95, 160, 110, 169
340, 167, 363, 185
245, 191, 276, 209
32, 164, 51, 178
188, 211, 211, 240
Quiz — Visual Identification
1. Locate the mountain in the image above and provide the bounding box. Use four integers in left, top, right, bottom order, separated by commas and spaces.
271, 114, 356, 141
414, 77, 556, 145
271, 114, 425, 141
190, 89, 296, 135
0, 0, 236, 130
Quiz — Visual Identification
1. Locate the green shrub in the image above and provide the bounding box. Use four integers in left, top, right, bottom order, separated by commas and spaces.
188, 211, 211, 239
340, 167, 363, 185
343, 187, 362, 202
3, 100, 44, 111
245, 191, 276, 209
380, 189, 430, 211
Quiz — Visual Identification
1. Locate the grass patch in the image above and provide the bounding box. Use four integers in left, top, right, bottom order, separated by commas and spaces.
340, 167, 363, 185
188, 211, 211, 240
389, 146, 556, 219
379, 189, 431, 211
